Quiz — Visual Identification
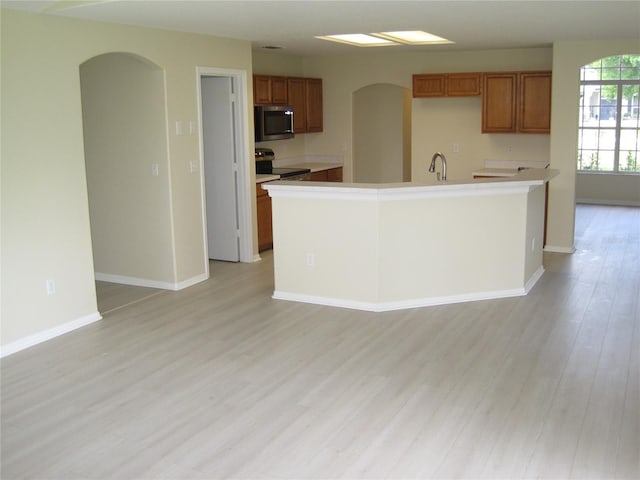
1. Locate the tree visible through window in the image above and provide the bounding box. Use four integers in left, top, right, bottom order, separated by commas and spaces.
578, 54, 640, 173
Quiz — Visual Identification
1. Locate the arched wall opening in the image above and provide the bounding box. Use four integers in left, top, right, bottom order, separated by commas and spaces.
80, 52, 175, 297
574, 53, 640, 206
353, 83, 412, 183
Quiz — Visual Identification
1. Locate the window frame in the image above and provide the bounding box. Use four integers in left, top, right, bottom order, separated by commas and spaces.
577, 55, 640, 174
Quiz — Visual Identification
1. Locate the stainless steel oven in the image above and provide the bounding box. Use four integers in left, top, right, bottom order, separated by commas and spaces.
255, 148, 310, 180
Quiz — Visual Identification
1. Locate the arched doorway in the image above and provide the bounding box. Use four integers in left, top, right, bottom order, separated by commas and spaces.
80, 52, 172, 312
353, 83, 412, 183
575, 54, 640, 205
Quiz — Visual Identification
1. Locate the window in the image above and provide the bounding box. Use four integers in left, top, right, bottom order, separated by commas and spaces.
577, 54, 640, 173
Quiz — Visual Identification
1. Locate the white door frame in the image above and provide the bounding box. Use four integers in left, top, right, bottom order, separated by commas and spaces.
196, 66, 254, 274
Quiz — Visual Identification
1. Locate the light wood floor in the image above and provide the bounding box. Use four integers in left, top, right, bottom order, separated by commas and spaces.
95, 281, 164, 315
2, 204, 638, 479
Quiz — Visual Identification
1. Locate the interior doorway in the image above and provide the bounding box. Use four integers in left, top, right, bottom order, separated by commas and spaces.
80, 52, 173, 313
353, 83, 412, 183
196, 67, 254, 272
201, 76, 240, 262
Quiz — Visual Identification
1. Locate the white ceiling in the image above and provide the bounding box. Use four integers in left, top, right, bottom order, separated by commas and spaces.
3, 0, 639, 56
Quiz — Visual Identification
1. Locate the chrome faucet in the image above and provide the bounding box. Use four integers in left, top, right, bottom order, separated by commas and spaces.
429, 152, 447, 181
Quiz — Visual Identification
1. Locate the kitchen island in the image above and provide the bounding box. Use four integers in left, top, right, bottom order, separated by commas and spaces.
263, 168, 557, 312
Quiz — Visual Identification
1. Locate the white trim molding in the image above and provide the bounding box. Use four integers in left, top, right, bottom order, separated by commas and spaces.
544, 245, 576, 254
1, 312, 102, 358
577, 198, 640, 207
95, 272, 207, 291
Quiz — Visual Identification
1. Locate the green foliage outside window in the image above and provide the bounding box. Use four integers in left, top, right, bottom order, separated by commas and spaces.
589, 55, 640, 101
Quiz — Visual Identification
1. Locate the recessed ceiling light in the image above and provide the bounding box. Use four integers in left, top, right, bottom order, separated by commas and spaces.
261, 45, 285, 50
316, 30, 454, 48
375, 31, 454, 45
315, 34, 399, 47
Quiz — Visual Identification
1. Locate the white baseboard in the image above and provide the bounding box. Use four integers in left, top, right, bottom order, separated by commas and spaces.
273, 267, 545, 313
524, 266, 545, 293
95, 272, 207, 291
274, 286, 531, 313
544, 245, 576, 253
577, 198, 640, 207
175, 273, 208, 290
1, 312, 102, 358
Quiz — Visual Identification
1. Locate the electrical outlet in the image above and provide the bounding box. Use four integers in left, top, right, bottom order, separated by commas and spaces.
46, 279, 56, 296
151, 163, 159, 176
531, 238, 536, 251
453, 143, 460, 153
175, 120, 184, 136
189, 161, 199, 174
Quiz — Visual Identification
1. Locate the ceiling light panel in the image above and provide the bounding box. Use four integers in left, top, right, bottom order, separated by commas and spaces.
375, 30, 454, 45
315, 34, 399, 47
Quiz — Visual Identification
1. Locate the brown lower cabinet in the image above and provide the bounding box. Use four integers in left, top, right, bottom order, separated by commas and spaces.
256, 186, 273, 252
257, 167, 343, 252
310, 167, 343, 182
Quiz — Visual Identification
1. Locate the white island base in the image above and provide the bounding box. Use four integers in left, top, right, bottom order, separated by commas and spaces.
263, 169, 557, 312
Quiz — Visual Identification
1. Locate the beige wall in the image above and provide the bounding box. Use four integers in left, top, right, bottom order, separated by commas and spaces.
1, 9, 253, 350
548, 39, 640, 251
576, 173, 640, 206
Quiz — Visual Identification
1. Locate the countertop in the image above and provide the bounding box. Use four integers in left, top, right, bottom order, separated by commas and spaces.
263, 168, 558, 198
256, 162, 342, 184
473, 160, 550, 177
472, 168, 520, 177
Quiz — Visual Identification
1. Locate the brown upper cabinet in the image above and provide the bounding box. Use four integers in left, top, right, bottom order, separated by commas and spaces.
287, 77, 323, 133
482, 71, 551, 133
257, 75, 322, 134
253, 75, 288, 105
413, 73, 482, 97
518, 72, 552, 133
286, 77, 306, 133
305, 78, 323, 133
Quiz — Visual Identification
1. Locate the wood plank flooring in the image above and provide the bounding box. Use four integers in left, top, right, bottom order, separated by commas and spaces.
95, 281, 164, 315
2, 204, 639, 479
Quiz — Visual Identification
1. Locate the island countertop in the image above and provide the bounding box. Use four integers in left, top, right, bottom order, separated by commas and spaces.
263, 167, 557, 312
263, 167, 558, 197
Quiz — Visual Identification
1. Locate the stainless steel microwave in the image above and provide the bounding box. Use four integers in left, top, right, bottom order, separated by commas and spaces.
254, 105, 294, 142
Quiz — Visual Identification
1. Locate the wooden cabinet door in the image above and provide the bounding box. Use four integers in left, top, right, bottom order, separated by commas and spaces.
310, 170, 328, 181
482, 73, 517, 133
446, 73, 482, 96
253, 75, 287, 105
256, 187, 273, 251
270, 76, 288, 105
326, 167, 343, 182
413, 74, 446, 97
253, 75, 272, 104
305, 78, 323, 132
519, 72, 551, 133
287, 77, 307, 133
